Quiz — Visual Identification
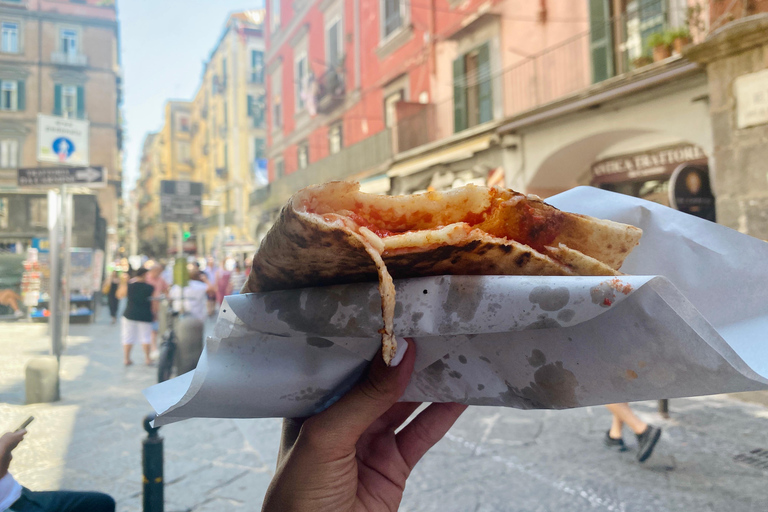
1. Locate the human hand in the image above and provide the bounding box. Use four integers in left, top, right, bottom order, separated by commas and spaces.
0, 430, 26, 479
262, 341, 467, 512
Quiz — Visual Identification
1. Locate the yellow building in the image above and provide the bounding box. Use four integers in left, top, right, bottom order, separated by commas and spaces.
135, 101, 193, 257
191, 10, 266, 260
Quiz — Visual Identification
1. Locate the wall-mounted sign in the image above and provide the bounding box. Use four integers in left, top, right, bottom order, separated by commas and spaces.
734, 68, 768, 129
668, 163, 716, 222
37, 114, 90, 166
591, 144, 707, 185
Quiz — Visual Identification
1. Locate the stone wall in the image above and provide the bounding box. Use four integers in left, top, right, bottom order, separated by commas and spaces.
687, 14, 768, 240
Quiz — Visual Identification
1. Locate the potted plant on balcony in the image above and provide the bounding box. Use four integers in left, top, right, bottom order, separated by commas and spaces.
648, 32, 671, 62
669, 27, 692, 55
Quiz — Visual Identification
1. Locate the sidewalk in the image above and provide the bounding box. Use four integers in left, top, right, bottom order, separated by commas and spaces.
2, 308, 768, 511
0, 309, 282, 512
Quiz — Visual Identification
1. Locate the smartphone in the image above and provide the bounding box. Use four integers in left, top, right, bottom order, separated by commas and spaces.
15, 416, 34, 432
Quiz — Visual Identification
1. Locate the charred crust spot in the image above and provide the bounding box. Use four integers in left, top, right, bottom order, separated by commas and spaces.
499, 244, 513, 254
515, 252, 532, 266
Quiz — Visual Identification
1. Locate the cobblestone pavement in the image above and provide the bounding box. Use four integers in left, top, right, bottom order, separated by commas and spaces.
2, 308, 768, 511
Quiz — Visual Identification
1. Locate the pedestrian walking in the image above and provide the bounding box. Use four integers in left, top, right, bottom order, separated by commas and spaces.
214, 264, 231, 307
120, 267, 155, 366
102, 270, 120, 324
169, 269, 214, 322
229, 261, 247, 295
1, 429, 115, 512
603, 403, 661, 462
145, 263, 169, 353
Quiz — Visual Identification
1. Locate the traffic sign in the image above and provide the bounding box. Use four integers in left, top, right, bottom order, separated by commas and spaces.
160, 180, 203, 223
18, 166, 106, 188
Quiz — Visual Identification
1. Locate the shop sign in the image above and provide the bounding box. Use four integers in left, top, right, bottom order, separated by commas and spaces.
734, 69, 768, 129
669, 164, 716, 222
591, 144, 707, 185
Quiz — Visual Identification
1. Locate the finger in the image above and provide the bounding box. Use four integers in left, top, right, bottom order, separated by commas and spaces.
307, 340, 416, 448
396, 402, 468, 470
368, 402, 422, 434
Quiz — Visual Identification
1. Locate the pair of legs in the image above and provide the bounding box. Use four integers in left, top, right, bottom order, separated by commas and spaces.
121, 318, 152, 366
605, 402, 648, 438
107, 294, 118, 324
9, 487, 114, 512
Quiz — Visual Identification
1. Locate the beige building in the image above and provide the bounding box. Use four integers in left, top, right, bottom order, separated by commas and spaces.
134, 101, 195, 257
191, 10, 266, 259
0, 0, 122, 257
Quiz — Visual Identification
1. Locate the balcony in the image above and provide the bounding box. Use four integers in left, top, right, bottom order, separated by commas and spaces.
51, 51, 88, 67
391, 0, 700, 157
315, 66, 345, 115
250, 128, 392, 210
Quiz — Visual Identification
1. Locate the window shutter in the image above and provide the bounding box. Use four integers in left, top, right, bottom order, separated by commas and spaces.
17, 80, 25, 111
54, 84, 62, 116
76, 85, 85, 119
589, 0, 614, 83
453, 56, 467, 133
247, 94, 254, 116
477, 43, 492, 124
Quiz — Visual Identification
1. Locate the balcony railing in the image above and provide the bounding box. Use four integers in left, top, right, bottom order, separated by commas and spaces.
315, 66, 345, 115
393, 0, 697, 155
51, 52, 88, 66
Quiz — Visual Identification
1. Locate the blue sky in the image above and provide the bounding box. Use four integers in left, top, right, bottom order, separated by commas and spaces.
119, 0, 262, 193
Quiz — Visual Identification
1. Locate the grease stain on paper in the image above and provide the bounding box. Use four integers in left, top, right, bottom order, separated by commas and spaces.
529, 286, 571, 311
626, 369, 638, 380
306, 337, 334, 348
527, 349, 547, 368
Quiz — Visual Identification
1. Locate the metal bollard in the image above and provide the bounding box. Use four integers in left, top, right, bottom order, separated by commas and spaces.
143, 414, 164, 512
658, 399, 669, 418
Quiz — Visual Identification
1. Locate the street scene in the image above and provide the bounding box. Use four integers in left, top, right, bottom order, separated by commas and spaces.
1, 0, 768, 511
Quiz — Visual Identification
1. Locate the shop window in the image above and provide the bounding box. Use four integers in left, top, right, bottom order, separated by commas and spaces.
453, 43, 492, 133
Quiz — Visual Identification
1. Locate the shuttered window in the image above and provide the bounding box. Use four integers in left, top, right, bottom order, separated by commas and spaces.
589, 0, 615, 83
453, 42, 492, 133
54, 83, 85, 118
0, 79, 23, 111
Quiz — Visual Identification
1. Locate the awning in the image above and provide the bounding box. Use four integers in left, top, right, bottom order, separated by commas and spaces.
387, 134, 494, 178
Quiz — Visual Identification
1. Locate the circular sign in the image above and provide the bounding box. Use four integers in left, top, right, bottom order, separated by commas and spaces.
668, 164, 716, 222
52, 137, 75, 162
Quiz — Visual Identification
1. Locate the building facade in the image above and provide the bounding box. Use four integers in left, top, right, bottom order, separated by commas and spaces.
191, 10, 266, 259
0, 0, 122, 258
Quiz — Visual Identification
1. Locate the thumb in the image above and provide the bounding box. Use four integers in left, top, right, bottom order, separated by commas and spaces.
307, 340, 415, 449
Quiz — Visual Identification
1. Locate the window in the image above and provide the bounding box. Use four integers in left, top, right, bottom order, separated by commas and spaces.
56, 84, 80, 118
0, 80, 23, 111
453, 43, 492, 133
61, 28, 78, 56
0, 139, 18, 168
253, 138, 266, 161
297, 141, 309, 170
221, 57, 227, 88
177, 141, 191, 164
329, 123, 343, 154
271, 66, 283, 129
271, 0, 281, 31
384, 89, 403, 128
29, 197, 47, 228
2, 22, 18, 53
176, 113, 190, 132
382, 0, 404, 39
295, 54, 307, 112
327, 18, 342, 68
248, 94, 265, 128
274, 157, 285, 179
251, 50, 264, 83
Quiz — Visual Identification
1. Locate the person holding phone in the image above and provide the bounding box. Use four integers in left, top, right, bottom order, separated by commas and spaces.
0, 420, 115, 512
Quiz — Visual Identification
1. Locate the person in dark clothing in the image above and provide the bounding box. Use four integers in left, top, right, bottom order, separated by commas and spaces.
1, 430, 115, 512
120, 268, 155, 366
104, 271, 120, 324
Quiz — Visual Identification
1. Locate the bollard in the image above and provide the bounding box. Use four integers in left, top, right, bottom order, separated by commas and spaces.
143, 414, 163, 512
658, 399, 669, 418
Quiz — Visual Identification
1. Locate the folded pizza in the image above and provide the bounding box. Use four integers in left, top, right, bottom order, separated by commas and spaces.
243, 181, 642, 364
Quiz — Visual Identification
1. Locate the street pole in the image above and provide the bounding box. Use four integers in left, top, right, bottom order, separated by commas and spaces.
177, 223, 183, 258
61, 185, 72, 348
47, 189, 61, 360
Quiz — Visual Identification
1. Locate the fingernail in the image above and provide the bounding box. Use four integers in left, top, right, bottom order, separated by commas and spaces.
390, 338, 409, 367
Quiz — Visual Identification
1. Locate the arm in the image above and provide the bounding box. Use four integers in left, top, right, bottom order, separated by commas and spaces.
262, 341, 466, 512
0, 430, 25, 479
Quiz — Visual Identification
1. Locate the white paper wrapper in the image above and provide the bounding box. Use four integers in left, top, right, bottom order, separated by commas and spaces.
145, 187, 768, 426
